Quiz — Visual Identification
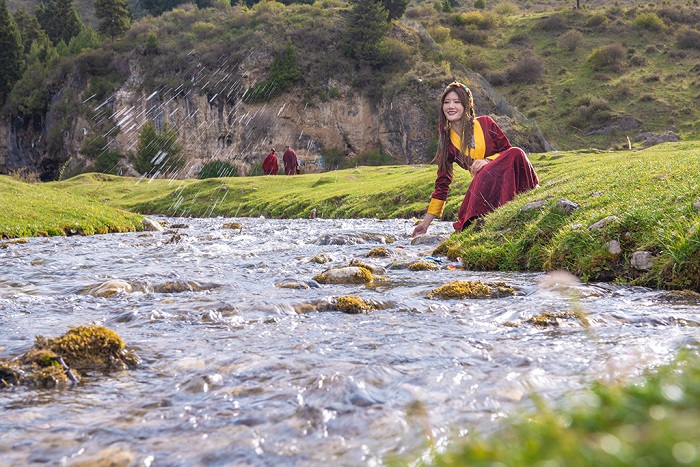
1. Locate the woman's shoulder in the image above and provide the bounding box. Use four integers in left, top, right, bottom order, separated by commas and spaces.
475, 115, 496, 124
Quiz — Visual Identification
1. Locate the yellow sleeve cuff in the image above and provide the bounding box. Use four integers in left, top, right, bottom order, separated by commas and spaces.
485, 152, 500, 161
427, 198, 445, 217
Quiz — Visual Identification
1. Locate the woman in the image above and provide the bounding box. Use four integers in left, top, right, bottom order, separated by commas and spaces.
412, 81, 539, 236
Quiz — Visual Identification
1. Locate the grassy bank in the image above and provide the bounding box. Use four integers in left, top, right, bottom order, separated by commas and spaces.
52, 142, 700, 292
419, 349, 700, 467
0, 175, 143, 238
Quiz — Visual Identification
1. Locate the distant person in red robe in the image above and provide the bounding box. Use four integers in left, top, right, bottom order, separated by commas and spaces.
413, 81, 539, 236
262, 148, 278, 175
282, 145, 299, 175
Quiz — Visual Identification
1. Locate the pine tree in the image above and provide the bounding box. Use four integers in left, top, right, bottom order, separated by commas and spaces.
36, 0, 84, 46
94, 0, 130, 41
381, 0, 408, 22
0, 0, 24, 103
12, 8, 49, 55
344, 0, 389, 66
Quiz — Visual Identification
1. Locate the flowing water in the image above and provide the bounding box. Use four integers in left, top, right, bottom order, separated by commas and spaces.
1, 217, 699, 466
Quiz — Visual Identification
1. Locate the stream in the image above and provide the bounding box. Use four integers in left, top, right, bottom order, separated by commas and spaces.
1, 216, 699, 466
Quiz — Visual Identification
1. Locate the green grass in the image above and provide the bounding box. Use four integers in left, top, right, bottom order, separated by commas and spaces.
0, 175, 143, 237
419, 349, 700, 467
6, 141, 700, 292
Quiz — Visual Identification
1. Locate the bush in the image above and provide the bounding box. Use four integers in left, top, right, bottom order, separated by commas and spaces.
473, 0, 485, 9
493, 1, 519, 16
506, 53, 544, 84
676, 27, 700, 50
568, 96, 612, 130
588, 43, 626, 72
197, 160, 238, 178
320, 147, 347, 171
540, 14, 566, 31
586, 13, 608, 28
634, 12, 666, 32
558, 29, 583, 51
133, 121, 184, 176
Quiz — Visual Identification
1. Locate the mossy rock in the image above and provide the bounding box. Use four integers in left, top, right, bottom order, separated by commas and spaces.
366, 247, 390, 257
310, 253, 332, 264
38, 325, 140, 371
427, 280, 515, 299
525, 311, 581, 327
223, 222, 243, 229
312, 266, 373, 284
0, 361, 23, 386
335, 295, 374, 314
408, 260, 441, 271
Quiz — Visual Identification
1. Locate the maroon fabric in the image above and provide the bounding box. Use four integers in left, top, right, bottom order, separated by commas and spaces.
282, 148, 298, 175
262, 152, 278, 175
431, 116, 511, 202
452, 147, 539, 231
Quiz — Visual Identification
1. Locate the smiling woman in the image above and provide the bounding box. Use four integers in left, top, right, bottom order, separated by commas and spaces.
412, 80, 540, 236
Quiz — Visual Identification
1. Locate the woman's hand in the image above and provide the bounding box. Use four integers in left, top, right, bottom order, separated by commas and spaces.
470, 159, 489, 176
412, 213, 435, 237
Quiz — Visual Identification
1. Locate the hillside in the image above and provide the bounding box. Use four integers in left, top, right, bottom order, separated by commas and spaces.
2, 0, 700, 180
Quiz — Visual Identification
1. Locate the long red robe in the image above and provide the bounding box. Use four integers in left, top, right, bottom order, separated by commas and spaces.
262, 152, 278, 175
429, 116, 539, 231
282, 148, 298, 175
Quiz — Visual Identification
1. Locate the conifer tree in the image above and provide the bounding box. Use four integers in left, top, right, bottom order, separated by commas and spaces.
36, 0, 84, 46
94, 0, 130, 41
0, 0, 24, 103
381, 0, 408, 22
344, 0, 389, 66
12, 8, 49, 55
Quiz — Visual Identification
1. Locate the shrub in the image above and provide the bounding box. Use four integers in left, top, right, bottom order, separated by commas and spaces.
428, 25, 451, 43
505, 53, 544, 84
508, 32, 532, 46
588, 43, 626, 72
540, 14, 566, 31
243, 41, 300, 103
676, 27, 700, 50
558, 29, 583, 51
568, 96, 612, 130
586, 13, 608, 28
451, 26, 489, 46
197, 160, 238, 178
634, 12, 666, 32
133, 121, 184, 176
473, 0, 485, 9
493, 1, 519, 16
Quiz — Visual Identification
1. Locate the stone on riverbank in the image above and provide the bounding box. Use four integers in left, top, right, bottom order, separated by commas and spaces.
334, 296, 375, 314
313, 266, 373, 284
82, 279, 133, 297
427, 280, 515, 299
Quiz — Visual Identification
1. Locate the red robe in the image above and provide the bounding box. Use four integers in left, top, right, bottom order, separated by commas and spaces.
428, 116, 539, 231
262, 152, 278, 175
282, 148, 299, 175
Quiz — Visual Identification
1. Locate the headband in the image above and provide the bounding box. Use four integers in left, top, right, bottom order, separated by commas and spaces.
444, 81, 473, 102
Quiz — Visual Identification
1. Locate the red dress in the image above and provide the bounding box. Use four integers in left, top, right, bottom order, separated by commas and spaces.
429, 116, 539, 231
262, 152, 278, 175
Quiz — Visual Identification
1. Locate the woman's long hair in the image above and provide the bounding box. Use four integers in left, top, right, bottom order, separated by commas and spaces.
436, 82, 476, 177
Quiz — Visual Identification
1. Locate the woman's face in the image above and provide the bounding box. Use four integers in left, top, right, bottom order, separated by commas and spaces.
442, 90, 464, 124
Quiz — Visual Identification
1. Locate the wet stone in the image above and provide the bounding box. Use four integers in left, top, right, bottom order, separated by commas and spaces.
142, 217, 164, 232
316, 233, 396, 245
349, 259, 386, 275
309, 253, 332, 264
408, 259, 441, 271
82, 279, 133, 298
312, 266, 373, 284
525, 311, 583, 327
366, 246, 390, 257
223, 222, 243, 230
334, 296, 375, 314
427, 280, 515, 300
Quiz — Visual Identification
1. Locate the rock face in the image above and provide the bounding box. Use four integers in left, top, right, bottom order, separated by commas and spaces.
0, 53, 548, 180
0, 71, 435, 180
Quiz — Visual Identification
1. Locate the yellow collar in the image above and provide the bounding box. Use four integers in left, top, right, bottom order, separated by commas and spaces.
449, 119, 486, 159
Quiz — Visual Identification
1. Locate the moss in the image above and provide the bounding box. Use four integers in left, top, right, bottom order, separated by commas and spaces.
223, 222, 243, 229
0, 361, 23, 387
367, 246, 390, 257
427, 280, 515, 299
310, 253, 332, 263
21, 348, 60, 367
335, 295, 374, 314
408, 260, 441, 271
40, 325, 139, 371
25, 365, 70, 388
525, 310, 580, 327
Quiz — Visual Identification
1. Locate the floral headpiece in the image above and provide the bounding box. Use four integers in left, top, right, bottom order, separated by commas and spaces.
444, 81, 473, 103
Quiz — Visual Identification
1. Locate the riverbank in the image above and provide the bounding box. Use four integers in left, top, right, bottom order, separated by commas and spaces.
4, 141, 699, 292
